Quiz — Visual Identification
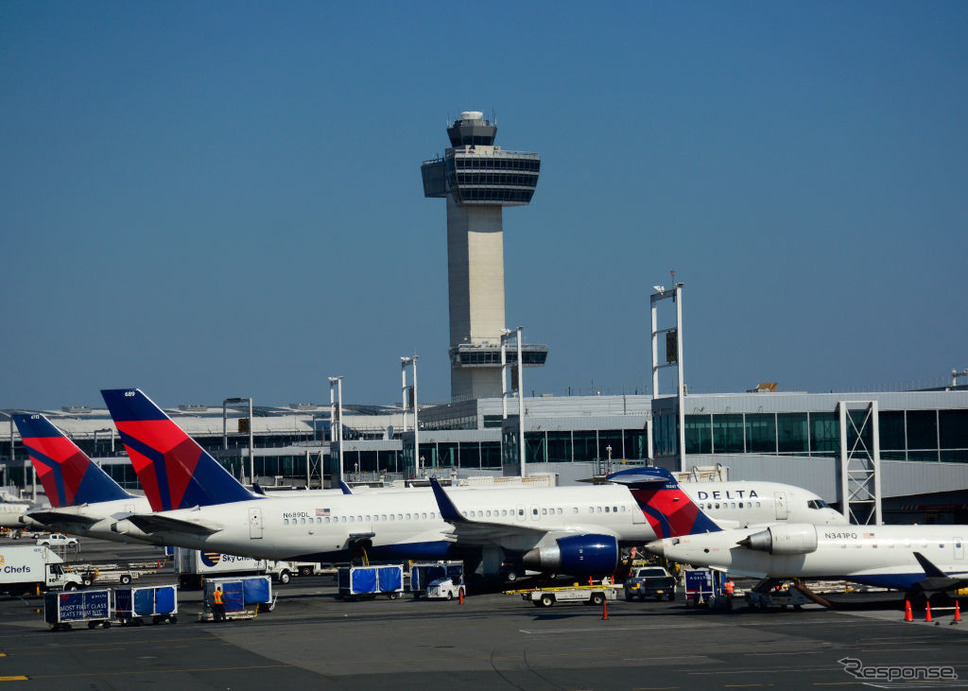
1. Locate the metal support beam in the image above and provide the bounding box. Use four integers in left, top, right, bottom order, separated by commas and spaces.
838, 400, 882, 525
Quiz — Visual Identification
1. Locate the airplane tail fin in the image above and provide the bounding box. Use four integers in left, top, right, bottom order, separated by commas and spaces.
101, 389, 257, 511
12, 413, 131, 507
607, 466, 722, 538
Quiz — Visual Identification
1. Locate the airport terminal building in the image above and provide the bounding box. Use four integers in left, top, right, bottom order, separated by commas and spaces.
2, 384, 966, 524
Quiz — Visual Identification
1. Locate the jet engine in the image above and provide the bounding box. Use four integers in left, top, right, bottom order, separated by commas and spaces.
739, 524, 818, 555
521, 534, 619, 575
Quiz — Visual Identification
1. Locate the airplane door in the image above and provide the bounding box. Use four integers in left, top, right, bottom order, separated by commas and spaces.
249, 507, 264, 539
516, 505, 526, 523
956, 538, 964, 561
530, 504, 540, 522
774, 492, 788, 520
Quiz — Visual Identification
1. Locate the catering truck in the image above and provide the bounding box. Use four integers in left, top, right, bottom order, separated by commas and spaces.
173, 548, 302, 588
0, 545, 83, 594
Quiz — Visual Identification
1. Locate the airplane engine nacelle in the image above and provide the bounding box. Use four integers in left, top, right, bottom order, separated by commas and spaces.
741, 524, 818, 555
522, 534, 619, 575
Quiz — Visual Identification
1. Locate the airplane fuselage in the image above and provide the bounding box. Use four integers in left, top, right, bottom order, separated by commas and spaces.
649, 523, 968, 590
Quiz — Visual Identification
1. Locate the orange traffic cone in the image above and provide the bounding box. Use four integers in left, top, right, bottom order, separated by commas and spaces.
904, 600, 913, 622
602, 599, 609, 620
458, 588, 464, 605
953, 601, 961, 624
925, 602, 933, 622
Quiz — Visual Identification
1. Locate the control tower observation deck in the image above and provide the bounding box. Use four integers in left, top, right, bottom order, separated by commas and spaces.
421, 111, 548, 400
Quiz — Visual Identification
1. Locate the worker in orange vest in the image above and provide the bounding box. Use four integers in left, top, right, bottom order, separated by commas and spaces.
724, 579, 735, 597
212, 586, 226, 623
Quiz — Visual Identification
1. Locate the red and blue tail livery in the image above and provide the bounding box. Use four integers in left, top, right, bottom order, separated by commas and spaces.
12, 413, 131, 506
607, 466, 722, 538
101, 389, 257, 511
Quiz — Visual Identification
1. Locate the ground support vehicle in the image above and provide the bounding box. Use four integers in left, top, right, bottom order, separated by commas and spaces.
199, 576, 274, 622
337, 565, 404, 600
36, 533, 79, 549
623, 566, 677, 601
114, 584, 178, 625
173, 547, 301, 588
425, 577, 466, 600
746, 584, 809, 611
409, 561, 464, 598
44, 589, 112, 631
0, 545, 83, 594
510, 583, 619, 608
683, 568, 738, 609
69, 559, 162, 587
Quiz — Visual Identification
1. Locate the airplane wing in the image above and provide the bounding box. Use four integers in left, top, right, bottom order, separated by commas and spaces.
912, 552, 968, 593
125, 512, 223, 536
429, 477, 571, 546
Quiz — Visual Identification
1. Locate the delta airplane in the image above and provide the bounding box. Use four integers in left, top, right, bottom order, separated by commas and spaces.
100, 388, 847, 577
644, 476, 968, 597
12, 413, 162, 544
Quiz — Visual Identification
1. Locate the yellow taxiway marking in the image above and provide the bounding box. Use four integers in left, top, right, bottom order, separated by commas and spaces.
0, 676, 28, 682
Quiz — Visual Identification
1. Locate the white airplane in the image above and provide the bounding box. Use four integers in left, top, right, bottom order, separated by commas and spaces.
645, 477, 968, 597
101, 388, 848, 577
12, 413, 160, 544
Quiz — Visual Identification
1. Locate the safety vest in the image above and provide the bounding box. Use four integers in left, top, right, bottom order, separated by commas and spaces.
724, 581, 735, 594
214, 590, 223, 605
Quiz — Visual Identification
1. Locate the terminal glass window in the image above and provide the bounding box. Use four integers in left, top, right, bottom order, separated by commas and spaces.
573, 431, 598, 462
777, 413, 808, 454
525, 433, 545, 464
745, 414, 776, 453
879, 411, 906, 451
684, 414, 712, 455
598, 430, 624, 461
480, 442, 502, 468
546, 432, 572, 462
939, 411, 968, 452
438, 442, 459, 468
460, 443, 481, 469
624, 429, 648, 460
810, 412, 840, 456
712, 414, 744, 453
906, 411, 938, 451
653, 413, 677, 457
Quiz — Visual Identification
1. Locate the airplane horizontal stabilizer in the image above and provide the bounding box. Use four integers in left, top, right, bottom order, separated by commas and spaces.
26, 510, 101, 526
126, 512, 222, 535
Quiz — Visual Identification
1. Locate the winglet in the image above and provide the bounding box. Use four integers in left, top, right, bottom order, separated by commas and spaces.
12, 413, 132, 506
101, 388, 258, 511
338, 480, 354, 495
429, 477, 464, 523
612, 465, 723, 538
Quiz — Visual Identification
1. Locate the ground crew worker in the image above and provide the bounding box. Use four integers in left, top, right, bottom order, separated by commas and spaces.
724, 579, 735, 595
212, 586, 226, 622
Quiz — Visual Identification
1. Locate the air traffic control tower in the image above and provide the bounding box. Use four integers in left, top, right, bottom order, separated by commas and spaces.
422, 111, 548, 400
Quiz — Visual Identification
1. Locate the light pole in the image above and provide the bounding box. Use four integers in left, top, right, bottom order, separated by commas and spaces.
223, 397, 255, 486
328, 377, 344, 484
401, 356, 419, 476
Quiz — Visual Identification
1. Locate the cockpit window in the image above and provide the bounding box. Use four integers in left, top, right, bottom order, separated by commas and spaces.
807, 499, 830, 510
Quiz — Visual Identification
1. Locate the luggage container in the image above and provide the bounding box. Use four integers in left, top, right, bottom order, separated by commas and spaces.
44, 588, 113, 631
200, 575, 274, 621
114, 584, 178, 625
337, 565, 404, 600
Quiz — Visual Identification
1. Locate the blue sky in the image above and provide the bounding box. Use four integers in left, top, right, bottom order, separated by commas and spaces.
2, 1, 966, 410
